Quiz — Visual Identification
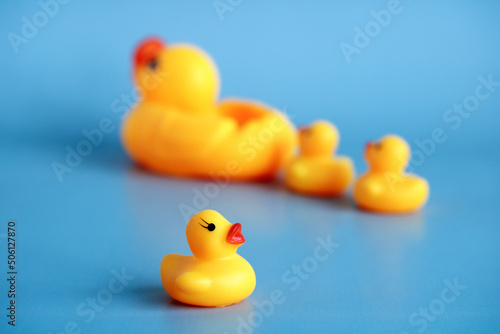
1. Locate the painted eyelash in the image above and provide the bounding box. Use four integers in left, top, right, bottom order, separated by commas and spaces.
199, 218, 216, 231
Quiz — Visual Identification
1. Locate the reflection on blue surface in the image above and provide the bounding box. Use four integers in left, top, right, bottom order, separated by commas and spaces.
1, 0, 500, 333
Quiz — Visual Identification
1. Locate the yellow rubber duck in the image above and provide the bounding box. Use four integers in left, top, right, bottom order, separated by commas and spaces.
284, 120, 354, 197
353, 135, 429, 213
160, 210, 256, 307
122, 37, 296, 181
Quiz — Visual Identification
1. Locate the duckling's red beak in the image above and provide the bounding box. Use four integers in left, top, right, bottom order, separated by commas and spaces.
226, 223, 245, 244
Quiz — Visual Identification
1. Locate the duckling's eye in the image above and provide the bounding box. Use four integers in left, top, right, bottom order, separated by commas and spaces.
199, 218, 216, 232
148, 59, 158, 70
374, 142, 382, 150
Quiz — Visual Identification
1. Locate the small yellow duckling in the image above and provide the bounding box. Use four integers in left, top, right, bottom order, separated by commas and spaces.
160, 210, 256, 307
284, 120, 354, 197
353, 135, 429, 213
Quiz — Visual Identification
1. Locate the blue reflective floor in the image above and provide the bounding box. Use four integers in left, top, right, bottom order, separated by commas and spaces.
0, 139, 499, 333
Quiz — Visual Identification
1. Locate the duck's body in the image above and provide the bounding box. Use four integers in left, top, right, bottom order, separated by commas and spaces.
124, 99, 294, 180
160, 210, 256, 307
353, 135, 429, 213
284, 121, 354, 197
160, 253, 256, 307
354, 172, 429, 213
122, 38, 295, 181
286, 156, 353, 196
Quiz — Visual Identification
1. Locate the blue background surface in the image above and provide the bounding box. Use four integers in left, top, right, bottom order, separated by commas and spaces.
1, 0, 500, 333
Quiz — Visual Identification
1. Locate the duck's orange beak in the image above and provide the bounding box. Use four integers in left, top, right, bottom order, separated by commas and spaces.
365, 141, 374, 159
134, 37, 164, 71
226, 223, 245, 244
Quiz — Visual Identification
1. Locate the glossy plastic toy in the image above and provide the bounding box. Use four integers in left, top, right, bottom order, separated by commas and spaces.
160, 210, 256, 307
284, 120, 354, 197
353, 135, 429, 213
122, 37, 296, 181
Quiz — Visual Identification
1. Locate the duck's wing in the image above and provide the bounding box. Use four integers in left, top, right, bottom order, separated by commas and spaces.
154, 108, 238, 159
124, 103, 238, 161
175, 271, 212, 294
219, 99, 271, 126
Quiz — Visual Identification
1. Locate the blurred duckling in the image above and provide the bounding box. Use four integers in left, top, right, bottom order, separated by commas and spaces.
285, 120, 354, 197
353, 135, 429, 213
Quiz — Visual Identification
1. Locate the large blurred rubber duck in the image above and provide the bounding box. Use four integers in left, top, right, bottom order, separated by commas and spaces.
353, 135, 429, 213
160, 210, 256, 307
122, 37, 296, 181
284, 120, 354, 196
